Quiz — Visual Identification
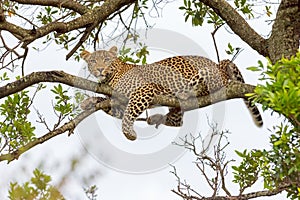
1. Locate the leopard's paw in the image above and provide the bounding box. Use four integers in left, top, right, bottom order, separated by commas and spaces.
123, 129, 137, 141
80, 96, 106, 110
146, 114, 167, 129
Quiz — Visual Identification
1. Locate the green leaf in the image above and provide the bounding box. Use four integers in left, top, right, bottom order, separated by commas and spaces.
235, 150, 246, 158
247, 66, 261, 72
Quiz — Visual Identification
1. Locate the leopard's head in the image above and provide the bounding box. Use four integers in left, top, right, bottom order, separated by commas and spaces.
81, 46, 118, 82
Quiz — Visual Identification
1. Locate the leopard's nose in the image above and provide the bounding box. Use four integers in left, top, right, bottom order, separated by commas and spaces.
95, 68, 103, 76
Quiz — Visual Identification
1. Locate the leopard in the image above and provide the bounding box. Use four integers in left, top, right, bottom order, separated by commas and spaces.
80, 46, 263, 141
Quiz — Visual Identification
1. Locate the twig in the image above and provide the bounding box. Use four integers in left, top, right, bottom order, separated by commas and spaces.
21, 46, 28, 76
66, 24, 95, 60
211, 24, 223, 63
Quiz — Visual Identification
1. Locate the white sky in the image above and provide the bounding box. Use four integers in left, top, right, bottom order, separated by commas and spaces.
0, 1, 287, 200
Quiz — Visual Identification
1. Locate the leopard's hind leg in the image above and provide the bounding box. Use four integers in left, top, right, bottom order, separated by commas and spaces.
147, 107, 184, 128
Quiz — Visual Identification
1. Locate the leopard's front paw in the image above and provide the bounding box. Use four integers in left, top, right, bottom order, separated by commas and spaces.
80, 96, 107, 110
123, 128, 137, 141
146, 114, 167, 129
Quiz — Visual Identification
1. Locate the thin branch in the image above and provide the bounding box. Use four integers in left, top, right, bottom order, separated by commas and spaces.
66, 24, 95, 60
0, 100, 111, 163
2, 9, 39, 28
220, 160, 232, 196
21, 46, 28, 76
211, 24, 223, 63
199, 0, 268, 57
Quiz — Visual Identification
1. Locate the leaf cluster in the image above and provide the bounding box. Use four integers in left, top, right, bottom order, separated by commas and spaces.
233, 54, 300, 199
232, 125, 300, 199
233, 0, 254, 19
118, 43, 149, 64
0, 90, 36, 152
178, 0, 255, 27
248, 52, 300, 129
51, 84, 74, 116
9, 169, 64, 200
179, 0, 223, 27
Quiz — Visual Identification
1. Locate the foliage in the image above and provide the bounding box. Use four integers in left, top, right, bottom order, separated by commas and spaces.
51, 84, 74, 116
233, 54, 300, 199
8, 169, 64, 200
225, 43, 243, 61
0, 72, 9, 82
119, 43, 149, 64
179, 0, 255, 27
179, 0, 223, 27
0, 89, 36, 152
248, 52, 300, 130
233, 0, 254, 18
84, 185, 99, 200
233, 125, 300, 199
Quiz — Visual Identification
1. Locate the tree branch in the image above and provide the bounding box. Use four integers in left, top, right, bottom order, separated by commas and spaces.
0, 0, 136, 48
172, 181, 293, 200
23, 0, 136, 46
267, 0, 300, 63
0, 78, 255, 163
0, 100, 111, 163
10, 0, 89, 15
0, 70, 256, 112
0, 71, 112, 99
199, 0, 268, 57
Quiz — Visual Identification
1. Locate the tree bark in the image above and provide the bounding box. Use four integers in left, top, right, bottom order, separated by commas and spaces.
0, 70, 255, 111
199, 0, 300, 63
267, 0, 300, 63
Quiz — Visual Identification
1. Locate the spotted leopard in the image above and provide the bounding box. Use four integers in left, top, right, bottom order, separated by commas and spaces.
81, 46, 263, 140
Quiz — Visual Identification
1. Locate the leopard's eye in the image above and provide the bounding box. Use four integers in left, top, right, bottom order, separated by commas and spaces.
89, 59, 97, 64
103, 58, 110, 62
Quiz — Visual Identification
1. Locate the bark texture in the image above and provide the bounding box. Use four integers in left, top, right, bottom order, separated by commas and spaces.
199, 0, 300, 63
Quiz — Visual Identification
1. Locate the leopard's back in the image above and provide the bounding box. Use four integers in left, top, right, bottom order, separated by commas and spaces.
110, 56, 229, 99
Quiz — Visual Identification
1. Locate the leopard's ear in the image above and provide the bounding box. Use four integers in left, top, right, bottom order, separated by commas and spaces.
80, 50, 91, 60
109, 46, 118, 56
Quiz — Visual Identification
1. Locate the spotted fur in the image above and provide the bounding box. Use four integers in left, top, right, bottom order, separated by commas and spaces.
81, 47, 263, 140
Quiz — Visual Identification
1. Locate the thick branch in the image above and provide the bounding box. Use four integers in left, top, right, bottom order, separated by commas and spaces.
22, 0, 136, 46
0, 20, 32, 40
267, 0, 300, 63
0, 70, 255, 111
152, 81, 254, 112
0, 71, 113, 99
0, 78, 253, 163
199, 0, 268, 57
11, 0, 89, 15
0, 0, 136, 46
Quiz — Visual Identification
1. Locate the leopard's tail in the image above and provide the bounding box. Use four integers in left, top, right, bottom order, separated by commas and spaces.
243, 99, 263, 127
219, 59, 263, 127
